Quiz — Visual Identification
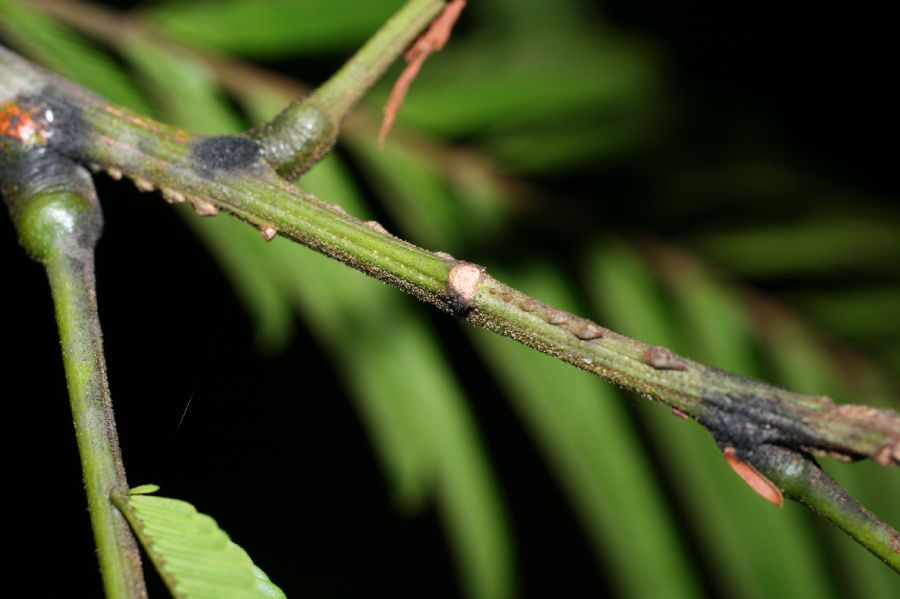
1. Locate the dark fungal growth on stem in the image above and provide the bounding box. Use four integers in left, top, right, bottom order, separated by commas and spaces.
190, 134, 262, 177
40, 88, 92, 158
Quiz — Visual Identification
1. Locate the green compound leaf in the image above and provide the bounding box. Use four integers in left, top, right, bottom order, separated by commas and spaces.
114, 489, 286, 599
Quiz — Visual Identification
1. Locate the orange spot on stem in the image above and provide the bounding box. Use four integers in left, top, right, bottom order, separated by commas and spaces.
379, 0, 466, 146
0, 101, 45, 145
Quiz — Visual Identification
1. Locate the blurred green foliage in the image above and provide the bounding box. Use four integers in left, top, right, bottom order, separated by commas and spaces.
1, 0, 897, 597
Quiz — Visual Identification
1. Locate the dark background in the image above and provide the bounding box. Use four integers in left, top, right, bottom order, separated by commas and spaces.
3, 1, 897, 597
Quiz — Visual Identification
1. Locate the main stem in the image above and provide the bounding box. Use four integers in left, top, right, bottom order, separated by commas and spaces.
1, 42, 897, 465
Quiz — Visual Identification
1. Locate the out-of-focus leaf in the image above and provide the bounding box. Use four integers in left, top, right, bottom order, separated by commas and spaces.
482, 118, 653, 174
374, 35, 658, 139
116, 489, 286, 599
120, 40, 243, 134
693, 220, 900, 277
0, 0, 149, 111
660, 250, 757, 376
792, 288, 900, 340
585, 241, 835, 599
394, 318, 513, 599
886, 347, 900, 378
348, 137, 504, 249
660, 159, 813, 219
469, 0, 593, 34
471, 265, 701, 599
150, 0, 405, 57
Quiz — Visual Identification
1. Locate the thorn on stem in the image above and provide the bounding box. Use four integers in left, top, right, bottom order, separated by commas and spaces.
521, 298, 538, 312
641, 346, 688, 371
162, 189, 186, 204
133, 178, 154, 192
546, 310, 570, 325
723, 447, 784, 507
260, 224, 277, 241
189, 197, 218, 216
876, 443, 900, 467
574, 322, 606, 340
365, 220, 389, 235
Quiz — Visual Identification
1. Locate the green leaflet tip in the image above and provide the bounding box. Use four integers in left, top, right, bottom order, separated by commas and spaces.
129, 484, 161, 495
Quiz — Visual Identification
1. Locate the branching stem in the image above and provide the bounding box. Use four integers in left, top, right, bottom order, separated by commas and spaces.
311, 0, 444, 123
1, 0, 898, 573
747, 445, 900, 569
248, 0, 445, 179
0, 147, 146, 597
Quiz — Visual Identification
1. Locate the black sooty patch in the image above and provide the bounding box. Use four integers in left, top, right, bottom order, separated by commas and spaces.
448, 292, 474, 316
191, 135, 261, 176
700, 399, 786, 453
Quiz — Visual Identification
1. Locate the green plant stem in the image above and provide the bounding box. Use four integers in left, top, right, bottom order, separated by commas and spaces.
749, 445, 900, 570
2, 35, 898, 570
0, 148, 147, 598
312, 0, 444, 122
247, 0, 445, 179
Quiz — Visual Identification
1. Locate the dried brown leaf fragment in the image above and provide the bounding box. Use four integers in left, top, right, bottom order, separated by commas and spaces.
378, 0, 467, 146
